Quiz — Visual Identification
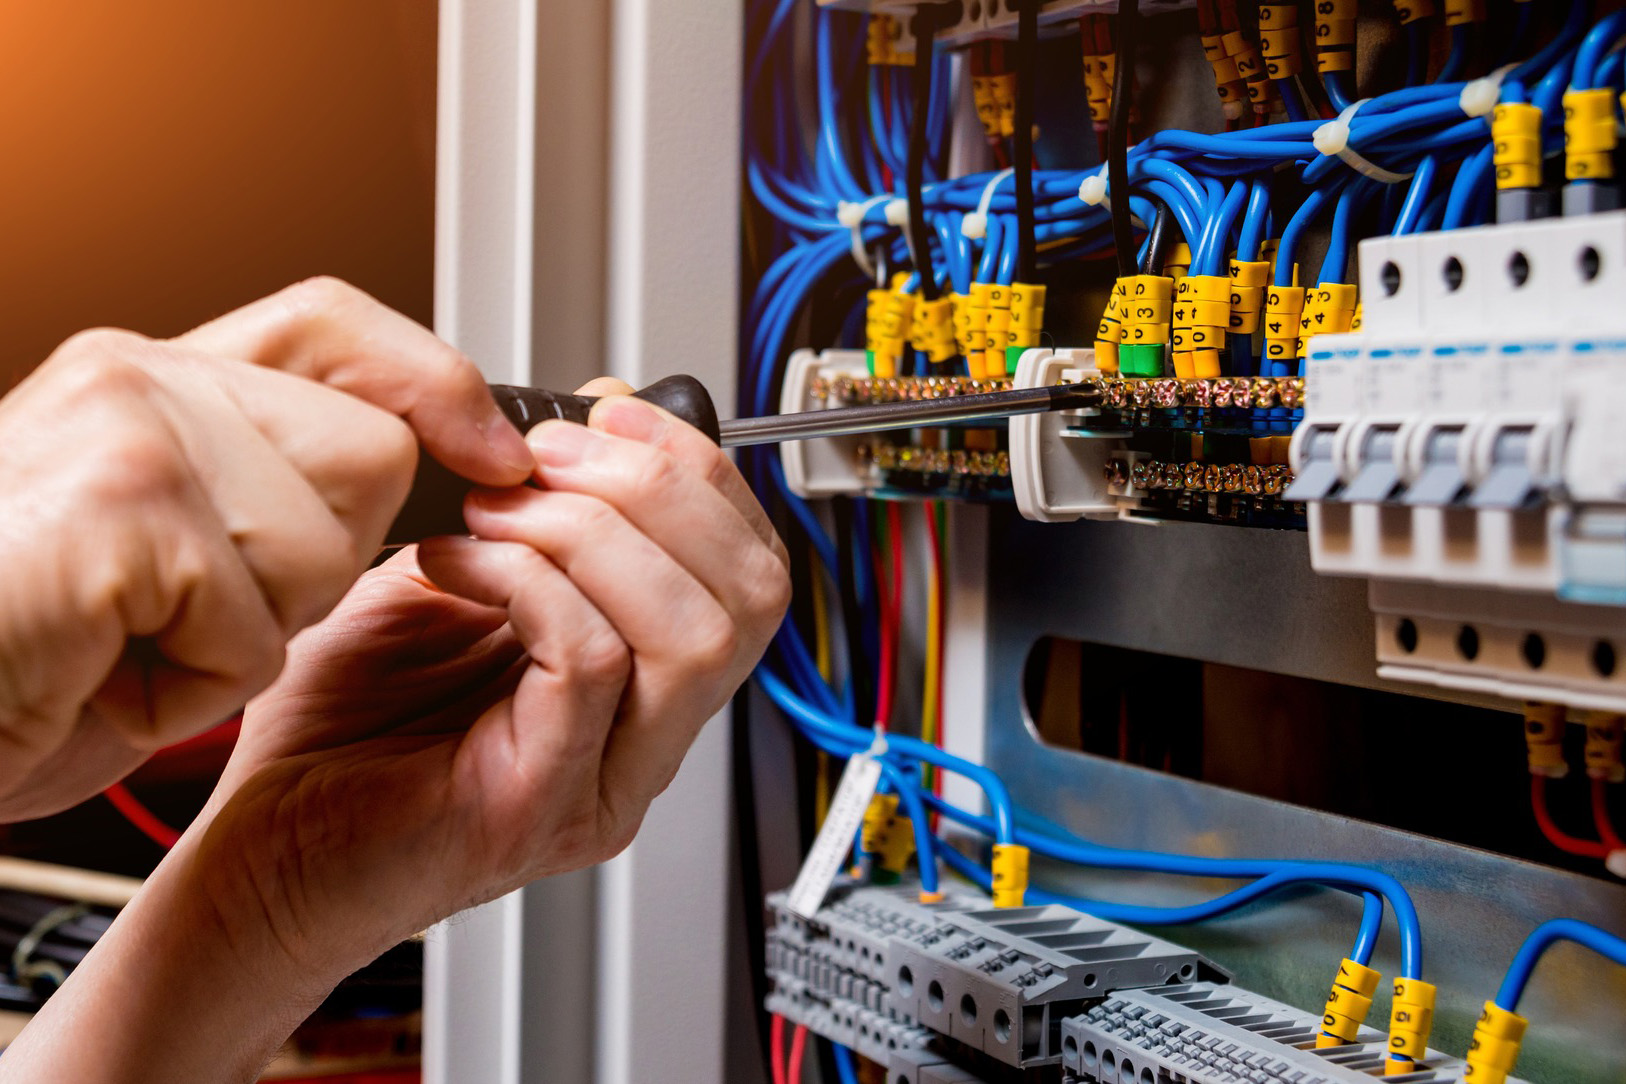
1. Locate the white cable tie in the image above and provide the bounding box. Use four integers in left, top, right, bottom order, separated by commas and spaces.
1314, 99, 1413, 184
867, 734, 889, 760
1609, 849, 1626, 880
1079, 165, 1110, 207
884, 198, 911, 227
839, 195, 891, 279
1461, 63, 1519, 119
963, 167, 1015, 239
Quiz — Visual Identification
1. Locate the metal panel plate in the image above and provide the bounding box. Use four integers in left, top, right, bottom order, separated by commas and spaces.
978, 511, 1626, 1082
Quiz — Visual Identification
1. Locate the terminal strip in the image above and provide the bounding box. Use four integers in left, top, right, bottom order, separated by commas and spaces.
809, 373, 1306, 413
1059, 984, 1530, 1084
766, 884, 1223, 1073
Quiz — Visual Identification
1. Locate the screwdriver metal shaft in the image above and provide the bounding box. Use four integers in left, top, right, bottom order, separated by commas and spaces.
389, 378, 1100, 545
717, 381, 1101, 447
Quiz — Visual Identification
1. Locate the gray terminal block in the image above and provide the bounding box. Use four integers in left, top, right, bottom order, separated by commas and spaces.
766, 884, 952, 1066
884, 1045, 1000, 1084
886, 900, 1223, 1069
1058, 983, 1531, 1084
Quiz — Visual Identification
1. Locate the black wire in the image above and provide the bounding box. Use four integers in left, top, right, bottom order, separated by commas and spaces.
1108, 0, 1140, 278
1140, 196, 1173, 276
906, 8, 941, 302
1293, 0, 1334, 117
1014, 0, 1039, 282
729, 692, 773, 1078
831, 497, 875, 728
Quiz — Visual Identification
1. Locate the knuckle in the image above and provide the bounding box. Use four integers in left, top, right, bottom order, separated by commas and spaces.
568, 625, 632, 685
754, 550, 794, 623
356, 409, 419, 485
281, 275, 366, 316
628, 447, 682, 506
100, 421, 191, 505
46, 330, 153, 394
571, 496, 624, 539
689, 609, 740, 671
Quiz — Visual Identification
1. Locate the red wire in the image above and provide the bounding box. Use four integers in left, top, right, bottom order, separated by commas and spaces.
873, 503, 905, 731
770, 1015, 788, 1084
1530, 775, 1610, 859
103, 782, 182, 850
787, 1025, 809, 1084
1592, 779, 1626, 853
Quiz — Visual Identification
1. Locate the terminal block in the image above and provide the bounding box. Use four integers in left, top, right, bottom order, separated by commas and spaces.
1009, 348, 1304, 528
815, 0, 1196, 50
766, 883, 1223, 1073
1058, 984, 1530, 1084
778, 350, 1015, 501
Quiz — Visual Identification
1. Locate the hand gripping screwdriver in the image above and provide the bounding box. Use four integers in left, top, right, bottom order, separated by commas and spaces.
387, 374, 1100, 544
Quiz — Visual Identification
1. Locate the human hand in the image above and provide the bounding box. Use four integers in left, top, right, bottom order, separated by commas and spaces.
0, 279, 535, 820
183, 384, 790, 980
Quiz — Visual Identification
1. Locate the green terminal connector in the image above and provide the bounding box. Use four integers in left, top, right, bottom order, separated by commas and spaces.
1118, 343, 1166, 378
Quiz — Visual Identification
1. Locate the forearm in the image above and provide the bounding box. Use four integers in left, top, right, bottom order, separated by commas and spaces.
0, 838, 349, 1084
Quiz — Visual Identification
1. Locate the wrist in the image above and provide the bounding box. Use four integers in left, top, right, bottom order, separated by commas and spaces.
0, 837, 346, 1084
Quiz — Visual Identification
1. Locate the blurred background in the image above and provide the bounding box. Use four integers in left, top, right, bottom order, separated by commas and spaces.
0, 6, 438, 1078
0, 0, 437, 389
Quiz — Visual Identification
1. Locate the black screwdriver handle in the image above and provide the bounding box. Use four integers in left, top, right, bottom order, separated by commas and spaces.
385, 374, 721, 546
487, 375, 721, 445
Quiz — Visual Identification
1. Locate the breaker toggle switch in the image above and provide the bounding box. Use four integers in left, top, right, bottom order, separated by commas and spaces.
1284, 425, 1343, 502
1340, 425, 1406, 504
1470, 427, 1542, 510
1405, 427, 1468, 506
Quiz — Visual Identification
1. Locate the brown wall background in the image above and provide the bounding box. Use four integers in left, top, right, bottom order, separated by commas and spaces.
0, 1, 438, 388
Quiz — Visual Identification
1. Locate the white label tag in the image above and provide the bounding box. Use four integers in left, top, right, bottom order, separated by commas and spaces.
785, 752, 884, 919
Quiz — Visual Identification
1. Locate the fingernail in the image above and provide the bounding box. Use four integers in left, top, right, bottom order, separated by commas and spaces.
598, 397, 669, 444
530, 420, 601, 468
483, 411, 537, 474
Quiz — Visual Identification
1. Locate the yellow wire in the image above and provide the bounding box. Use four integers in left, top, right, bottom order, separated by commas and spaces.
811, 570, 833, 683
921, 506, 942, 750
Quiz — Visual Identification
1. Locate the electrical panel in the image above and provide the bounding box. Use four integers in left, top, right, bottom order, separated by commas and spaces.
741, 2, 1626, 1084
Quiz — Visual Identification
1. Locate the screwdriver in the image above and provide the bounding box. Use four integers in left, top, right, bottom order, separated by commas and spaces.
387, 374, 1100, 543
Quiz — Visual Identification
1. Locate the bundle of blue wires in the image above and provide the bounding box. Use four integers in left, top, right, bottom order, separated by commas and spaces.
742, 0, 1617, 996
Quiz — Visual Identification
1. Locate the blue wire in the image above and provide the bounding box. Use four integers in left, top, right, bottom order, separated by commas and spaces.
1275, 179, 1344, 287
1325, 71, 1356, 113
1277, 81, 1308, 123
1598, 46, 1626, 93
1404, 21, 1428, 87
880, 761, 938, 895
1496, 918, 1626, 1012
1393, 155, 1438, 236
1197, 179, 1249, 277
756, 667, 1018, 843
1573, 10, 1626, 91
935, 842, 1385, 968
921, 792, 1424, 978
1237, 179, 1270, 262
1438, 26, 1468, 83
1511, 0, 1589, 87
832, 1043, 860, 1084
978, 215, 1005, 282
